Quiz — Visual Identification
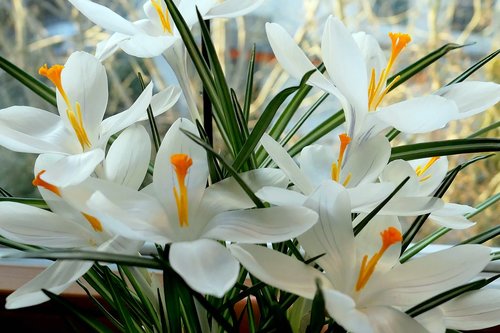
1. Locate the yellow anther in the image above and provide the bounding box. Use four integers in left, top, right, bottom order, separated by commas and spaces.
171, 153, 193, 228
331, 133, 352, 186
82, 213, 103, 232
415, 157, 440, 180
151, 0, 173, 34
368, 32, 411, 111
32, 170, 61, 197
355, 227, 402, 292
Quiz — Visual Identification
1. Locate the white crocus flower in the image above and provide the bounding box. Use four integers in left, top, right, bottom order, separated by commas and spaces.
0, 125, 151, 309
0, 51, 178, 186
380, 156, 475, 229
68, 0, 263, 121
230, 182, 492, 333
266, 16, 499, 144
416, 289, 500, 332
258, 133, 443, 216
77, 118, 318, 297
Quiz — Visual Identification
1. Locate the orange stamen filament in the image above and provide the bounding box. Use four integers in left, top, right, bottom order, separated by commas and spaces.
39, 64, 91, 150
368, 33, 411, 111
415, 157, 440, 182
32, 170, 61, 197
171, 154, 193, 228
82, 213, 103, 232
355, 227, 402, 292
151, 0, 173, 34
331, 133, 352, 186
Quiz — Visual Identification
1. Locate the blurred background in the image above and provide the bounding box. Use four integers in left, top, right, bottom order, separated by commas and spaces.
0, 0, 498, 245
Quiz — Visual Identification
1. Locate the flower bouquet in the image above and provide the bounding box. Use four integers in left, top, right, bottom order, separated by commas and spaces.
0, 0, 499, 332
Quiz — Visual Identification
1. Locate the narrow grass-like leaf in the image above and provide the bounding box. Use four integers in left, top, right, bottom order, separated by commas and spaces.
0, 235, 37, 251
163, 270, 182, 333
233, 85, 299, 171
306, 280, 326, 333
103, 270, 137, 333
42, 289, 114, 333
468, 121, 500, 139
353, 177, 410, 236
0, 186, 13, 197
231, 89, 256, 170
182, 129, 265, 208
390, 138, 500, 161
157, 289, 168, 333
138, 72, 161, 152
0, 55, 57, 106
458, 226, 500, 245
406, 274, 500, 318
191, 291, 235, 332
0, 197, 49, 209
243, 45, 256, 122
447, 49, 500, 85
6, 250, 163, 269
195, 120, 223, 183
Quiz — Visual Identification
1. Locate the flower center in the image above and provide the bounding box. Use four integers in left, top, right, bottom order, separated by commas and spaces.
415, 156, 440, 182
151, 0, 173, 34
331, 133, 352, 186
368, 32, 411, 111
82, 213, 103, 232
32, 170, 61, 196
355, 226, 402, 292
171, 153, 193, 228
39, 64, 91, 150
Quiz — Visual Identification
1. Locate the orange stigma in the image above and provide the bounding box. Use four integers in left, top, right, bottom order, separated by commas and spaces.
355, 226, 402, 291
368, 32, 411, 111
82, 213, 103, 232
151, 0, 173, 34
39, 63, 91, 150
331, 133, 352, 186
171, 154, 193, 228
415, 156, 440, 182
32, 170, 61, 197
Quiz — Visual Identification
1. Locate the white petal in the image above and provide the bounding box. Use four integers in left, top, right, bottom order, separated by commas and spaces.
256, 186, 308, 206
99, 82, 153, 143
170, 239, 239, 297
375, 95, 458, 133
260, 133, 314, 194
298, 144, 335, 188
352, 31, 386, 81
299, 182, 356, 292
415, 308, 446, 333
347, 183, 395, 209
59, 51, 108, 144
265, 23, 336, 94
229, 244, 331, 299
68, 0, 139, 35
408, 156, 448, 196
380, 159, 420, 196
95, 32, 130, 61
120, 33, 178, 58
202, 168, 288, 213
354, 197, 444, 216
428, 203, 476, 229
178, 0, 217, 26
362, 245, 491, 307
0, 106, 77, 154
201, 206, 317, 243
0, 202, 90, 248
323, 289, 372, 333
153, 118, 208, 223
322, 16, 368, 130
436, 81, 500, 119
205, 0, 264, 19
103, 124, 151, 189
442, 289, 500, 330
343, 134, 391, 186
364, 306, 429, 333
137, 86, 181, 121
40, 149, 105, 187
6, 260, 94, 309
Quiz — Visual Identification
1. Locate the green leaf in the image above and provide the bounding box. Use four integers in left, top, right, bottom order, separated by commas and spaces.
447, 48, 500, 85
458, 226, 500, 245
233, 85, 299, 171
306, 280, 326, 333
468, 121, 500, 139
353, 177, 410, 236
390, 138, 500, 161
5, 250, 163, 269
42, 289, 114, 333
243, 45, 257, 123
181, 129, 265, 208
0, 55, 57, 106
0, 235, 37, 251
138, 72, 161, 152
104, 269, 138, 333
0, 197, 49, 209
406, 274, 500, 318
